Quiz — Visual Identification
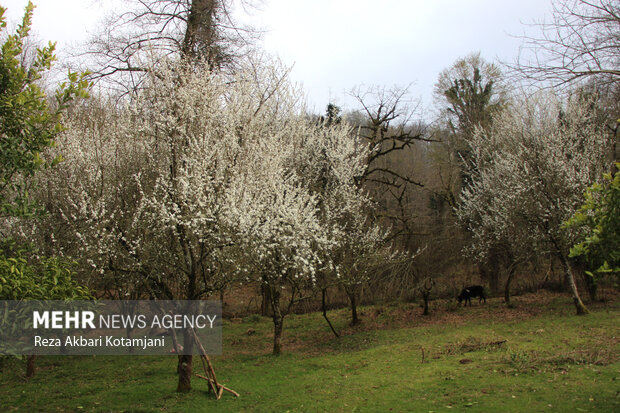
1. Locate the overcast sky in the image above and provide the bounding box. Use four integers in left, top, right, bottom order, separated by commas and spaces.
3, 0, 553, 116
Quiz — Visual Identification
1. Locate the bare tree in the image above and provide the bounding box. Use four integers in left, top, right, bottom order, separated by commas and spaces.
79, 0, 261, 94
349, 85, 433, 249
514, 0, 620, 88
431, 54, 510, 294
351, 85, 430, 189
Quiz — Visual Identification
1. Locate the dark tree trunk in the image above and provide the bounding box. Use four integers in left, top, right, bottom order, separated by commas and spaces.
176, 328, 194, 392
177, 356, 183, 375
322, 288, 340, 337
583, 274, 598, 302
261, 283, 272, 317
26, 355, 36, 377
269, 287, 284, 355
504, 266, 516, 304
422, 292, 430, 315
220, 289, 225, 314
182, 0, 216, 61
347, 288, 360, 326
489, 271, 499, 296
479, 251, 500, 295
574, 261, 597, 301
420, 278, 434, 315
127, 326, 134, 353
272, 314, 284, 356
611, 123, 618, 176
177, 354, 193, 392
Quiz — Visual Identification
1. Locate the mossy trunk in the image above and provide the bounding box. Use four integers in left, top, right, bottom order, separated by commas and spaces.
559, 255, 588, 315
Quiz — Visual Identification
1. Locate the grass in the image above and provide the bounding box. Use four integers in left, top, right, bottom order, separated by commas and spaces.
0, 291, 618, 412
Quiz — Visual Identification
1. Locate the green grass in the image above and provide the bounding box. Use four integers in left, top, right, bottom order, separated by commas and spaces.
1, 292, 618, 412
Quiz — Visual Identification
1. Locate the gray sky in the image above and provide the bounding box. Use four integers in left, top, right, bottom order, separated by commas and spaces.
3, 0, 553, 116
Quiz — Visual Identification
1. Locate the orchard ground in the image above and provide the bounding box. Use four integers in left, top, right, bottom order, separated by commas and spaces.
1, 290, 618, 412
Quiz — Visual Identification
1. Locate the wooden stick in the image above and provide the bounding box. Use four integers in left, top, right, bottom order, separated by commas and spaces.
195, 374, 240, 397
193, 338, 214, 394
190, 328, 220, 397
199, 354, 215, 394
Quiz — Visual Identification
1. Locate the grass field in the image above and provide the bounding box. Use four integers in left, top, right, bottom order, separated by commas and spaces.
1, 291, 618, 412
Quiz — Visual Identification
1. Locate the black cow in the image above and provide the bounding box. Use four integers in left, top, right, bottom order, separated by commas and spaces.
457, 285, 486, 306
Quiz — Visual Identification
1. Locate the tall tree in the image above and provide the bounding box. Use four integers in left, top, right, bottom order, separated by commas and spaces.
433, 53, 508, 294
434, 53, 506, 181
35, 59, 264, 391
82, 0, 260, 93
349, 85, 431, 251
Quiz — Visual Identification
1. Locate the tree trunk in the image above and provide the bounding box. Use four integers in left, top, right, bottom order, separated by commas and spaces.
271, 310, 284, 356
422, 292, 430, 315
176, 356, 183, 375
126, 326, 134, 353
610, 122, 618, 176
176, 328, 194, 392
583, 273, 598, 302
272, 315, 283, 356
177, 354, 193, 392
220, 289, 225, 314
26, 355, 36, 377
504, 266, 516, 304
479, 251, 500, 295
575, 260, 597, 301
260, 283, 271, 317
182, 0, 217, 62
347, 288, 360, 326
559, 255, 589, 315
322, 288, 340, 337
269, 288, 284, 355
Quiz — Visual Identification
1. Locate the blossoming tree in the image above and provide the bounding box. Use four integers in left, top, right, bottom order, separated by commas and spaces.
227, 90, 375, 354
457, 91, 611, 314
28, 56, 377, 386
